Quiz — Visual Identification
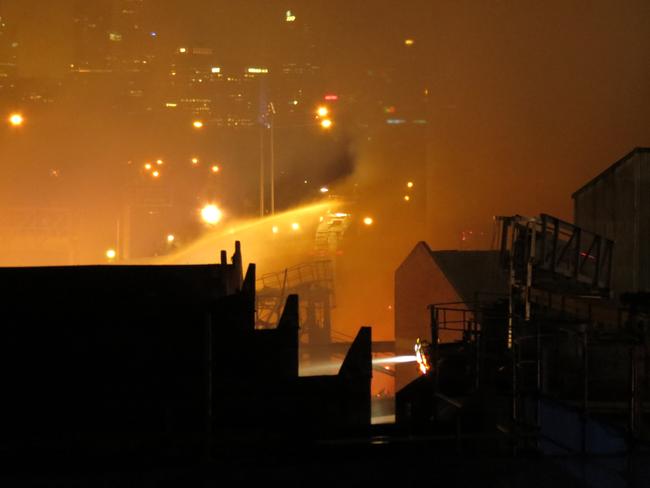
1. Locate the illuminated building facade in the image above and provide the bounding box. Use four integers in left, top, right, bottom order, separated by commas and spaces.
72, 0, 113, 72
0, 12, 18, 83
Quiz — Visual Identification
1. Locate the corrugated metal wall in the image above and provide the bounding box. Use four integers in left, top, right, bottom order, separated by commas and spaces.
574, 149, 650, 295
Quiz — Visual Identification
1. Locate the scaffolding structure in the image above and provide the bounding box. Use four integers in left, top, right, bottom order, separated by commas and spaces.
498, 214, 648, 451
256, 260, 335, 347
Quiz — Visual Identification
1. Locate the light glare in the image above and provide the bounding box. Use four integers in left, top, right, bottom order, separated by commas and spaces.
201, 204, 223, 225
8, 113, 23, 126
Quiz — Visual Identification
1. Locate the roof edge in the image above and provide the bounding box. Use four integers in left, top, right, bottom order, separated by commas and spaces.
572, 147, 650, 199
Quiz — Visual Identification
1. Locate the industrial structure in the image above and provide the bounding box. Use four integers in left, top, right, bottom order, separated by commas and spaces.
573, 147, 650, 295
395, 148, 650, 487
0, 242, 371, 466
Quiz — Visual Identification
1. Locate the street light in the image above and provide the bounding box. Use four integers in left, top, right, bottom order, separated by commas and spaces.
261, 103, 334, 216
8, 113, 24, 127
200, 204, 222, 225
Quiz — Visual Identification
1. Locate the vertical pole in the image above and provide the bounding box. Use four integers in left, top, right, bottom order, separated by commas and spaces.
259, 124, 265, 217
270, 116, 275, 215
525, 219, 536, 322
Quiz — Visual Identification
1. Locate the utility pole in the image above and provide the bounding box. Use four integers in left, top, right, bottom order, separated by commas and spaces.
269, 102, 276, 215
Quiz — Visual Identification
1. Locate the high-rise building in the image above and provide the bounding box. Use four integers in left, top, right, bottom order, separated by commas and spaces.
72, 0, 113, 71
72, 0, 155, 73
109, 0, 157, 71
0, 10, 19, 83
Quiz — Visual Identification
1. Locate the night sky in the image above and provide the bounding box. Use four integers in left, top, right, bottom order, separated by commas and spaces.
0, 0, 649, 338
4, 0, 648, 220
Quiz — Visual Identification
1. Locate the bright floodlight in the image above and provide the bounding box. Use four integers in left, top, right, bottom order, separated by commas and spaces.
404, 195, 410, 202
152, 170, 160, 178
320, 187, 329, 193
272, 225, 279, 234
363, 217, 374, 226
105, 249, 117, 260
291, 222, 300, 231
167, 234, 175, 243
201, 204, 222, 225
156, 159, 164, 165
193, 120, 204, 129
144, 163, 152, 170
211, 165, 220, 173
8, 113, 24, 127
316, 106, 329, 117
320, 119, 333, 129
407, 181, 414, 188
191, 157, 199, 165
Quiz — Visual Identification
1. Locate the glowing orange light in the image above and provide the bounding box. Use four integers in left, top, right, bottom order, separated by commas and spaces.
414, 338, 431, 375
291, 222, 300, 231
320, 119, 333, 129
211, 165, 220, 173
404, 39, 415, 46
8, 113, 24, 127
105, 249, 117, 260
156, 159, 163, 165
193, 120, 204, 129
320, 187, 329, 193
152, 170, 160, 178
191, 157, 199, 165
167, 234, 175, 243
363, 217, 374, 226
272, 225, 279, 234
144, 163, 152, 170
404, 195, 410, 202
407, 181, 414, 188
201, 204, 222, 225
316, 106, 329, 117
